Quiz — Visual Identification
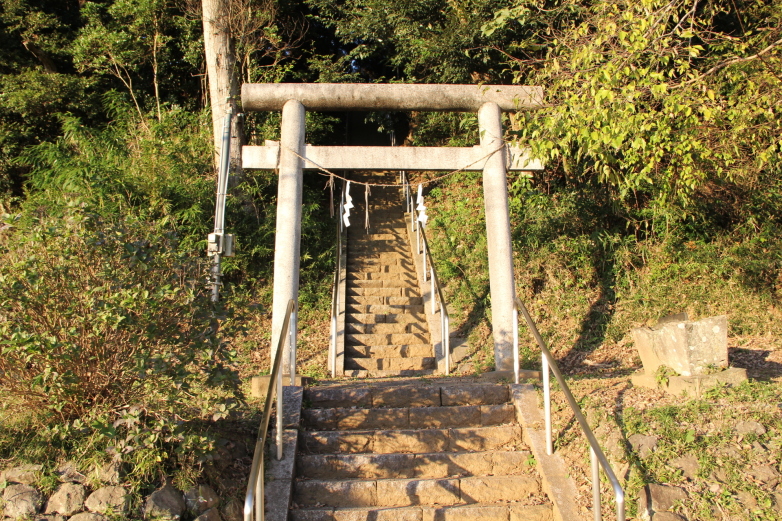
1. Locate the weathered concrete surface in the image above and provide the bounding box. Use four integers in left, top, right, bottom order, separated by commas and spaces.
250, 375, 312, 400
512, 384, 584, 521
264, 386, 303, 521
243, 144, 544, 171
242, 83, 544, 112
631, 366, 748, 397
632, 315, 728, 376
270, 99, 305, 377
480, 102, 516, 372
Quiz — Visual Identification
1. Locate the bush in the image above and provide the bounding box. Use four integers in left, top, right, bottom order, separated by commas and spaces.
0, 208, 239, 423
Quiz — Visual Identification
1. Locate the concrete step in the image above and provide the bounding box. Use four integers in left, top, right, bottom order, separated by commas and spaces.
346, 287, 419, 298
348, 279, 417, 289
347, 272, 415, 281
290, 503, 553, 521
347, 254, 410, 265
351, 234, 406, 242
296, 450, 534, 480
345, 304, 425, 315
346, 322, 427, 335
342, 368, 437, 378
349, 245, 408, 254
345, 332, 428, 345
302, 404, 516, 431
346, 296, 422, 308
293, 475, 541, 508
305, 384, 511, 409
345, 356, 435, 372
346, 263, 413, 274
345, 344, 433, 359
346, 312, 427, 324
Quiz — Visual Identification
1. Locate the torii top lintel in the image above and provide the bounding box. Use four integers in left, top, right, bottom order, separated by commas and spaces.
241, 83, 543, 112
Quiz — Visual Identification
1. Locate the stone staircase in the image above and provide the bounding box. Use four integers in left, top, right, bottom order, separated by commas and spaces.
289, 380, 553, 521
344, 174, 435, 376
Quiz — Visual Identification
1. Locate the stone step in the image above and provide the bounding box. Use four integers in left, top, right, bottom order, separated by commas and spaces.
347, 272, 415, 281
301, 404, 516, 431
352, 233, 405, 241
290, 503, 553, 521
346, 312, 426, 324
296, 450, 534, 480
342, 368, 437, 378
347, 254, 410, 265
305, 384, 510, 409
346, 296, 422, 308
346, 263, 413, 274
346, 304, 425, 315
348, 230, 406, 239
345, 356, 435, 372
346, 287, 419, 298
345, 332, 428, 345
349, 245, 407, 253
293, 475, 541, 508
345, 344, 433, 359
300, 425, 523, 455
348, 279, 417, 289
346, 322, 427, 335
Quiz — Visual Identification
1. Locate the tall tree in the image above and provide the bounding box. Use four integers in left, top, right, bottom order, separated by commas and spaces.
201, 0, 243, 173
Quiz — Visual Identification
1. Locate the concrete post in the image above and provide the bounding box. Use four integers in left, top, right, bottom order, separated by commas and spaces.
479, 101, 516, 371
270, 100, 305, 376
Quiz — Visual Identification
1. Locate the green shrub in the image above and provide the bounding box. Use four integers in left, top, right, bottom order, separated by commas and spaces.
0, 208, 240, 423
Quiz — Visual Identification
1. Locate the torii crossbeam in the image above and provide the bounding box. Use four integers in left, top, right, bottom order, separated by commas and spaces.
241, 83, 544, 375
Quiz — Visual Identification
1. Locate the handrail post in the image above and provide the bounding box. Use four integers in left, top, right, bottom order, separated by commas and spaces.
276, 365, 283, 461
543, 350, 553, 456
290, 308, 297, 386
430, 267, 435, 314
444, 314, 450, 375
591, 446, 601, 521
512, 306, 519, 384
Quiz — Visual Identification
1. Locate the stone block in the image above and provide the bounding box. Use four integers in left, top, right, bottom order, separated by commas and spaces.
372, 386, 440, 407
3, 483, 42, 518
305, 387, 372, 409
332, 507, 423, 521
424, 504, 509, 521
491, 450, 533, 475
376, 478, 460, 507
422, 452, 494, 478
632, 314, 727, 376
374, 429, 448, 454
295, 480, 376, 508
290, 509, 334, 521
2, 464, 42, 485
45, 483, 86, 516
480, 404, 515, 425
509, 504, 553, 521
632, 367, 747, 397
459, 475, 539, 503
300, 431, 374, 454
638, 484, 687, 520
409, 406, 480, 429
448, 426, 521, 452
666, 367, 748, 397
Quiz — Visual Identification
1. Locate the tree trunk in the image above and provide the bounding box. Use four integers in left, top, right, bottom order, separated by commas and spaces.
201, 0, 244, 175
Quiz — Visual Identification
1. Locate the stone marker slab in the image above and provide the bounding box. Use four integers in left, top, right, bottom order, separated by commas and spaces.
633, 315, 728, 376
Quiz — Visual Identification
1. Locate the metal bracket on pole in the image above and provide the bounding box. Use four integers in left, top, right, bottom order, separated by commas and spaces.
210, 103, 235, 302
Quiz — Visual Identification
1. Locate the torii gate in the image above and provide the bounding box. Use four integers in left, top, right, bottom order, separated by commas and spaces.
241, 83, 544, 375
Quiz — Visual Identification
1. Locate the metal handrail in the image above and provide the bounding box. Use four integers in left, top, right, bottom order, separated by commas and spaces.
244, 299, 296, 521
329, 184, 345, 377
401, 173, 451, 374
513, 296, 625, 521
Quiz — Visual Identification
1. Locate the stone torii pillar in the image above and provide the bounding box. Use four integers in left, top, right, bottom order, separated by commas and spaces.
242, 83, 544, 374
